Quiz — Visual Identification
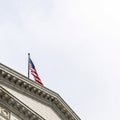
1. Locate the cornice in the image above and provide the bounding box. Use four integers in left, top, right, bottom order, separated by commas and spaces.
0, 63, 81, 120
0, 86, 45, 120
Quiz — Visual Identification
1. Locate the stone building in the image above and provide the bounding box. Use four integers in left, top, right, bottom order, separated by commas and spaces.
0, 63, 81, 120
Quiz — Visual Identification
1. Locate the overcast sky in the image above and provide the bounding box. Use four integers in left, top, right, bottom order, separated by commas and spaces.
1, 0, 120, 120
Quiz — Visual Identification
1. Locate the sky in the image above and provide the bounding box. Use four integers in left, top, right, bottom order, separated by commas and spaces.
0, 0, 120, 120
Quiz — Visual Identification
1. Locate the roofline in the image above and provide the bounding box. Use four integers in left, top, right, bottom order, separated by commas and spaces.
0, 63, 81, 120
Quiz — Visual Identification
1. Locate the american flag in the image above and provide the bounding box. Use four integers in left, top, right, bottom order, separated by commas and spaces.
29, 58, 43, 86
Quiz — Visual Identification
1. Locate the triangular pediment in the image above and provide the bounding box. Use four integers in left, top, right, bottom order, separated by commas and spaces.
0, 86, 44, 120
0, 63, 80, 120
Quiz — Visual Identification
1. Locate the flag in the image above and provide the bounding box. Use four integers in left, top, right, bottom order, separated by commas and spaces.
29, 58, 43, 86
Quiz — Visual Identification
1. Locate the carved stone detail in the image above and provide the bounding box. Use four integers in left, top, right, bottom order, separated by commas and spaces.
0, 87, 45, 120
0, 64, 81, 120
0, 107, 10, 119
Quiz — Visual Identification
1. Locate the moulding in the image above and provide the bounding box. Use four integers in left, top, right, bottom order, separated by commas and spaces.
0, 63, 81, 120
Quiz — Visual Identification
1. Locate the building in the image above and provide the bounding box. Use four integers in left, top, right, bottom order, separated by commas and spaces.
0, 63, 81, 120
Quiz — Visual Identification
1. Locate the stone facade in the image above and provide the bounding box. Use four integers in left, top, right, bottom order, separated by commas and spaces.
0, 63, 81, 120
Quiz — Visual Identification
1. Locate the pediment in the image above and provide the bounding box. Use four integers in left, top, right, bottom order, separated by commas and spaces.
0, 86, 44, 120
0, 63, 80, 120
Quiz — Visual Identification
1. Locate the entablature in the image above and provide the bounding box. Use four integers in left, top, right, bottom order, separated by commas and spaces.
0, 63, 80, 120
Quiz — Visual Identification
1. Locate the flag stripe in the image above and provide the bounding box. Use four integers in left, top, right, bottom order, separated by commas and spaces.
29, 58, 43, 86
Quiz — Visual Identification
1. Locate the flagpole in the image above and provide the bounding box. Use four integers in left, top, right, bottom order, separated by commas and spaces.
28, 53, 30, 79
